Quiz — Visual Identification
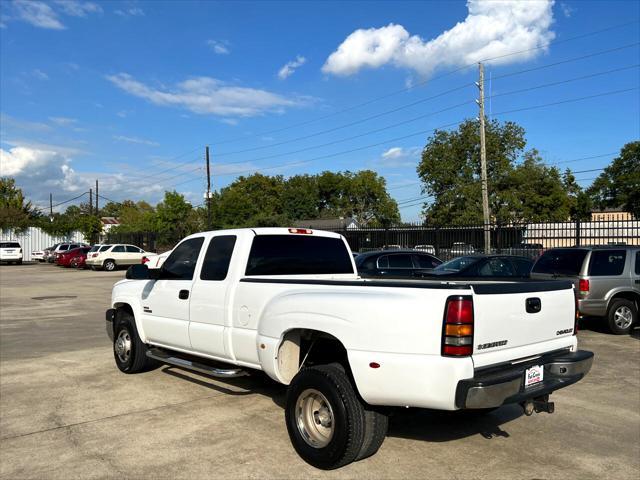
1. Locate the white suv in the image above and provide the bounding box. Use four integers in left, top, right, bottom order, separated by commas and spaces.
86, 244, 149, 271
0, 242, 23, 264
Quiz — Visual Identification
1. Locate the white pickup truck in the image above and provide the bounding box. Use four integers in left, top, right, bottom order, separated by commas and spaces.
106, 228, 593, 469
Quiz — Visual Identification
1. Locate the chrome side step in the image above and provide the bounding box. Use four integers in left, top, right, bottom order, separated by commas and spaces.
146, 348, 249, 378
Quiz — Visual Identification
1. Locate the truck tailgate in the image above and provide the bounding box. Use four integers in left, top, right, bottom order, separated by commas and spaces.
470, 281, 576, 368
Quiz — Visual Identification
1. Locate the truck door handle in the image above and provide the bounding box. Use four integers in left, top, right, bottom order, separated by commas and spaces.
178, 290, 189, 300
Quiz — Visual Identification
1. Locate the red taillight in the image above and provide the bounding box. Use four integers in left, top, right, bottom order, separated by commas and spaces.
579, 279, 589, 296
288, 228, 313, 234
141, 256, 149, 264
442, 296, 474, 357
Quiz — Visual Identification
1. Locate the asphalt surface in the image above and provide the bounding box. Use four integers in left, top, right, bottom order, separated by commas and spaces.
1, 263, 639, 479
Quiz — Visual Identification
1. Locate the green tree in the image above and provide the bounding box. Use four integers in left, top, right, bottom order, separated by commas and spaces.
0, 177, 39, 232
154, 191, 197, 243
417, 118, 573, 224
281, 174, 319, 220
588, 141, 640, 218
340, 170, 399, 225
215, 174, 286, 227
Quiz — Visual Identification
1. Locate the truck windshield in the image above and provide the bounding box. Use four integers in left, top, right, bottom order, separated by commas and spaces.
245, 235, 354, 276
532, 249, 588, 275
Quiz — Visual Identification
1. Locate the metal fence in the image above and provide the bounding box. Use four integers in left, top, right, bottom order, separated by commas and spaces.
0, 227, 87, 261
323, 219, 640, 261
101, 219, 639, 261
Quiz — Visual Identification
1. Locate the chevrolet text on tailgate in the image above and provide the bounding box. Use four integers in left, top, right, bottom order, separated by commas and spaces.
105, 228, 594, 469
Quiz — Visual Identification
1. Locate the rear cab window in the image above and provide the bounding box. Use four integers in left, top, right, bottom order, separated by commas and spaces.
532, 249, 588, 275
245, 234, 353, 276
588, 250, 626, 276
201, 236, 237, 281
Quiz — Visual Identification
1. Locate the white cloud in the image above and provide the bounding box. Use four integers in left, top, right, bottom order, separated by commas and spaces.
378, 146, 421, 167
49, 116, 77, 126
53, 1, 102, 17
32, 69, 49, 80
1, 113, 52, 132
113, 135, 159, 146
323, 0, 555, 77
114, 7, 145, 18
106, 73, 308, 118
560, 2, 574, 18
278, 55, 307, 79
11, 0, 65, 29
207, 39, 230, 55
1, 144, 168, 208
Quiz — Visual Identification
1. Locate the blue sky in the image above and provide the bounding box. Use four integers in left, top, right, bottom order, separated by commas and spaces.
1, 0, 638, 221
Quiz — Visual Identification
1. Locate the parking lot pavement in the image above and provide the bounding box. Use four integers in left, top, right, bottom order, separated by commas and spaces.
0, 264, 639, 479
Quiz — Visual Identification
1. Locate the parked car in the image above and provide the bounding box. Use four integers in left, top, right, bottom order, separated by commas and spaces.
107, 227, 592, 469
450, 242, 475, 255
48, 243, 87, 263
42, 244, 61, 263
0, 242, 23, 264
381, 244, 402, 250
56, 246, 91, 267
421, 255, 533, 278
414, 244, 436, 255
31, 250, 45, 262
70, 252, 88, 269
531, 246, 640, 334
355, 249, 442, 277
141, 250, 172, 269
86, 244, 149, 271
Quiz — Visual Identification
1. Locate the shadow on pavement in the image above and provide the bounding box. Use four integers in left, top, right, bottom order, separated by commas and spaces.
161, 365, 525, 443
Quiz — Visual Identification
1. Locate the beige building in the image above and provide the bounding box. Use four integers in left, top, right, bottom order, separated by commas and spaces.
591, 208, 634, 221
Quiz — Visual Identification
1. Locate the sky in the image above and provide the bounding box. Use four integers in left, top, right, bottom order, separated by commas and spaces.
0, 0, 639, 221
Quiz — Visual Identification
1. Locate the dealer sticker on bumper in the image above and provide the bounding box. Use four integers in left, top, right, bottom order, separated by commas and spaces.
525, 365, 544, 387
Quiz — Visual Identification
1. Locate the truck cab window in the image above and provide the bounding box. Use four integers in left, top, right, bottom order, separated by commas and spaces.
161, 237, 204, 280
201, 236, 237, 281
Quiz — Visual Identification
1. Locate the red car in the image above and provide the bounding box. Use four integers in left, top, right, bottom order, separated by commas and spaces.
56, 246, 91, 267
70, 253, 88, 269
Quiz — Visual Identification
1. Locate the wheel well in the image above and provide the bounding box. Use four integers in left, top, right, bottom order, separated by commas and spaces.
277, 329, 349, 384
114, 302, 133, 317
609, 291, 640, 310
104, 258, 115, 264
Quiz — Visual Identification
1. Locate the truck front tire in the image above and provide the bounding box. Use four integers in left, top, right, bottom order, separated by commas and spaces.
113, 309, 158, 373
285, 364, 367, 469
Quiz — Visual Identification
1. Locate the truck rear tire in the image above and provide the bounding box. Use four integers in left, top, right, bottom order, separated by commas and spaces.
355, 408, 388, 461
607, 298, 637, 335
113, 309, 158, 373
285, 364, 366, 469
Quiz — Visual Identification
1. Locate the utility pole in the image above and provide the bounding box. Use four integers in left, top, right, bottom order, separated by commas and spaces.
49, 193, 53, 218
205, 145, 212, 230
89, 188, 93, 215
476, 62, 491, 254
95, 179, 99, 214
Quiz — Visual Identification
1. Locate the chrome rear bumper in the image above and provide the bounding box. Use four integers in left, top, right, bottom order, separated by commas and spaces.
456, 350, 594, 409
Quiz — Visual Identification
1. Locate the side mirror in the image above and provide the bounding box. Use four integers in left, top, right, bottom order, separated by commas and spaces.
126, 264, 160, 280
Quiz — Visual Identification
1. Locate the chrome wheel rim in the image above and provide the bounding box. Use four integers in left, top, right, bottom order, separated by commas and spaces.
105, 261, 115, 271
614, 306, 633, 329
115, 329, 132, 363
295, 388, 334, 448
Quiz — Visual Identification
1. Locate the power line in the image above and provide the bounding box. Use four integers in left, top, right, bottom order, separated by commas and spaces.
489, 64, 639, 100
214, 84, 475, 157
491, 42, 639, 81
